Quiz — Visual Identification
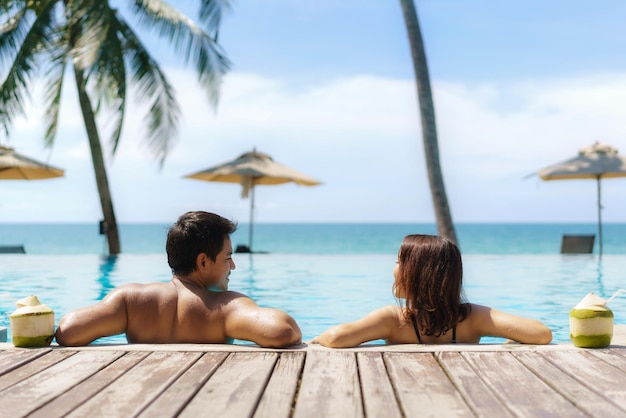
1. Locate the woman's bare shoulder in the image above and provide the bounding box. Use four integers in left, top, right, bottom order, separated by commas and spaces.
466, 303, 490, 314
382, 305, 404, 319
463, 303, 494, 324
372, 305, 406, 328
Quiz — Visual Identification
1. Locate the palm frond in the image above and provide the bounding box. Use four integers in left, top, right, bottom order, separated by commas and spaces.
0, 8, 28, 69
129, 0, 230, 107
116, 15, 180, 165
198, 0, 233, 34
67, 0, 110, 69
0, 0, 26, 15
42, 29, 70, 147
0, 1, 59, 134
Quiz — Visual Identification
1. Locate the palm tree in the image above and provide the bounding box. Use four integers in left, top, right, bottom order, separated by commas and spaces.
0, 0, 230, 254
399, 0, 458, 245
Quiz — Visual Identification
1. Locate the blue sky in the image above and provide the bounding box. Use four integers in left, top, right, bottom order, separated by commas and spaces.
2, 0, 626, 224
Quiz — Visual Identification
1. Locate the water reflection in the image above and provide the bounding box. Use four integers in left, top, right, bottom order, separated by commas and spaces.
557, 255, 605, 296
596, 257, 605, 296
96, 255, 118, 301
235, 253, 262, 299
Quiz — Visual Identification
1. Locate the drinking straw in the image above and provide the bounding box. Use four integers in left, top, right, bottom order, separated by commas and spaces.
606, 289, 625, 305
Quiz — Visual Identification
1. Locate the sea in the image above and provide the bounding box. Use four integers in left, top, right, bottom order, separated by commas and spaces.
2, 222, 626, 255
1, 222, 625, 345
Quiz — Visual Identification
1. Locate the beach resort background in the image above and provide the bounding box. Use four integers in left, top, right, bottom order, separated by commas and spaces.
2, 1, 626, 343
2, 1, 626, 225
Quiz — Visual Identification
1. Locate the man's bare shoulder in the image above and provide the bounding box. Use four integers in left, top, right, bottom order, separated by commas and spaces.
110, 282, 172, 290
107, 282, 176, 301
213, 290, 254, 305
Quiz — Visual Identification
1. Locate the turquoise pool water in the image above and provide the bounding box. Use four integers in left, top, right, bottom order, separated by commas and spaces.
1, 253, 624, 344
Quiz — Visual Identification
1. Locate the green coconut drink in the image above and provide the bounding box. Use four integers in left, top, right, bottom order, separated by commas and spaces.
9, 295, 55, 347
569, 292, 613, 348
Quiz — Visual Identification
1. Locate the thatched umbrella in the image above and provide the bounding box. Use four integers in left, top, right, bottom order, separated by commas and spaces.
536, 142, 626, 254
184, 148, 321, 252
0, 145, 65, 253
0, 145, 64, 180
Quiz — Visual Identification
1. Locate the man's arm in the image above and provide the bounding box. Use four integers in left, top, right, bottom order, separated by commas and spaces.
223, 297, 302, 348
55, 288, 128, 346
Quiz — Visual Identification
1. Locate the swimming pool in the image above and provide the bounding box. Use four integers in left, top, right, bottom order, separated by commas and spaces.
1, 253, 624, 344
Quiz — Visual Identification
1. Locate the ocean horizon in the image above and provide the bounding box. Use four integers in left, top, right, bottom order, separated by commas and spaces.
1, 222, 625, 255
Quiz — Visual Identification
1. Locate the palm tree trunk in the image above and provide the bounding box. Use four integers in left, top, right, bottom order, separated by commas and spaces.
73, 67, 121, 254
400, 0, 458, 245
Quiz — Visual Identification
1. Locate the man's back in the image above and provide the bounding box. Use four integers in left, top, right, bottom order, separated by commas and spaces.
56, 279, 301, 347
122, 280, 233, 344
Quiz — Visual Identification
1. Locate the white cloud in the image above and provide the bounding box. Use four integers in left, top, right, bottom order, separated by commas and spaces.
433, 74, 626, 222
2, 69, 626, 223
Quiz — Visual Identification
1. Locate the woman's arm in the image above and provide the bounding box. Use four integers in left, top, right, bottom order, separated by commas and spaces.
310, 306, 397, 348
471, 304, 552, 344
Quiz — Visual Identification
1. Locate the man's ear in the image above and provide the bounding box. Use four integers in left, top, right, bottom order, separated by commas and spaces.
196, 253, 208, 270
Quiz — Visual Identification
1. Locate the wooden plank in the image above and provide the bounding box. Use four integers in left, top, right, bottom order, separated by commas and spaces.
0, 348, 51, 376
513, 351, 626, 417
254, 352, 306, 418
437, 351, 514, 417
0, 350, 74, 391
29, 351, 150, 418
384, 352, 472, 417
137, 352, 229, 417
461, 352, 587, 417
541, 350, 626, 411
0, 350, 9, 360
588, 349, 626, 372
356, 352, 402, 418
0, 347, 622, 418
293, 351, 363, 418
179, 352, 278, 418
65, 351, 201, 417
0, 350, 124, 417
609, 348, 626, 360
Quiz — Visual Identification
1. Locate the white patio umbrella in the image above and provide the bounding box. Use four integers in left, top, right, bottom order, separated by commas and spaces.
184, 148, 321, 252
535, 142, 626, 255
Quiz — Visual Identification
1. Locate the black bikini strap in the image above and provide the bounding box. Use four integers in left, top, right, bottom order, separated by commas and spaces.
410, 314, 422, 344
452, 325, 457, 343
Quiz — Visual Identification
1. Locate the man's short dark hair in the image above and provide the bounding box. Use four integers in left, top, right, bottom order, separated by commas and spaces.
166, 211, 237, 276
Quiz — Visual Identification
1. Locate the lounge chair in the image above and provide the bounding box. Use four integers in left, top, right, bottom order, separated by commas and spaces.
560, 235, 595, 254
0, 245, 26, 254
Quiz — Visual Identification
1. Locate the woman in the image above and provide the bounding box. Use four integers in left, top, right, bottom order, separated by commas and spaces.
311, 234, 552, 347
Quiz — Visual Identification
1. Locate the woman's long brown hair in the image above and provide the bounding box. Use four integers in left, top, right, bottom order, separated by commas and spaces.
394, 234, 470, 336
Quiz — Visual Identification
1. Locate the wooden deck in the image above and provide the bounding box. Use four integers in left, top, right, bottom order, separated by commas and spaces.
0, 335, 625, 418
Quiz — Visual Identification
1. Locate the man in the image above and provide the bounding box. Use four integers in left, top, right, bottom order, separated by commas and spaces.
55, 211, 302, 348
